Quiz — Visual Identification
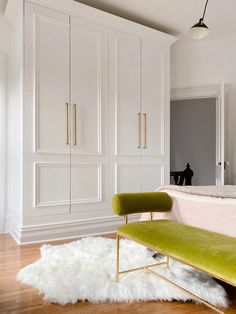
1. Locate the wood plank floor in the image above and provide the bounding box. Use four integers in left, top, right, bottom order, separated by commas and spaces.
0, 233, 236, 314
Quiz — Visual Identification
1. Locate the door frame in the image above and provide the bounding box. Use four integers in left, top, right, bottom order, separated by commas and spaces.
170, 84, 228, 185
0, 53, 7, 233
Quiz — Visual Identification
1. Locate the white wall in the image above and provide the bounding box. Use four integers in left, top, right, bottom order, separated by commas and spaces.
0, 12, 12, 232
5, 3, 23, 236
0, 52, 7, 232
0, 13, 11, 53
171, 38, 236, 184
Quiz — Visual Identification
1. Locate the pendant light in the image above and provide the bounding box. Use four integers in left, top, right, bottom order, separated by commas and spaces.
189, 0, 209, 40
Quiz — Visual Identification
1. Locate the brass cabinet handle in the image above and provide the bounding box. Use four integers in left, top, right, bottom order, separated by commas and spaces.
73, 104, 77, 145
143, 113, 147, 149
65, 102, 69, 145
138, 112, 141, 148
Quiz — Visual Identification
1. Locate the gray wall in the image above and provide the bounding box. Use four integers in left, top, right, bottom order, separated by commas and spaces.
170, 98, 216, 186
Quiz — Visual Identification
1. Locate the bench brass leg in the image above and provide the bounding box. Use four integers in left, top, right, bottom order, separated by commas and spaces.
116, 234, 169, 281
166, 255, 170, 269
115, 235, 225, 314
146, 268, 226, 314
116, 233, 120, 283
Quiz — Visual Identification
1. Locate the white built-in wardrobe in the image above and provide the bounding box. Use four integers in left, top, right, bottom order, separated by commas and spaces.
7, 0, 176, 243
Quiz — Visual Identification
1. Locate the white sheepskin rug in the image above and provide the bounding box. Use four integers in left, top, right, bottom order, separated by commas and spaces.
17, 237, 229, 307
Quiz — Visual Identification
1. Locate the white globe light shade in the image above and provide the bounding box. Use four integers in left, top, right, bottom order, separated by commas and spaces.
189, 19, 209, 40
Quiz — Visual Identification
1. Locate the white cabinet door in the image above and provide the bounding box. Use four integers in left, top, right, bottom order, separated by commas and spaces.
140, 164, 164, 192
141, 40, 166, 157
140, 40, 170, 190
70, 18, 109, 212
24, 3, 70, 215
109, 30, 142, 157
109, 30, 141, 196
29, 5, 70, 154
70, 18, 107, 155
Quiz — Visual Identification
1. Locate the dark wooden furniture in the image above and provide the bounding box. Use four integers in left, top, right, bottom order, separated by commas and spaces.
170, 163, 193, 186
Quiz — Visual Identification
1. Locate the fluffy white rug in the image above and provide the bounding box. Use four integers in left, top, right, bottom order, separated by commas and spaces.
17, 237, 229, 307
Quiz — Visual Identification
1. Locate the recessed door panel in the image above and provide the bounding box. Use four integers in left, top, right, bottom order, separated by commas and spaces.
109, 30, 141, 156
34, 13, 70, 153
70, 161, 108, 212
115, 164, 140, 193
71, 163, 101, 203
35, 163, 70, 207
142, 41, 165, 157
71, 19, 107, 155
141, 164, 164, 192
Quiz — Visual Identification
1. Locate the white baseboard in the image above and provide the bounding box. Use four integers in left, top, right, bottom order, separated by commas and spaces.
0, 218, 4, 233
0, 215, 14, 234
4, 214, 12, 232
9, 214, 140, 245
9, 217, 22, 244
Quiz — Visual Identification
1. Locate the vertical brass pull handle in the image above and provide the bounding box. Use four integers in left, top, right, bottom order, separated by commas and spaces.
65, 102, 69, 145
143, 113, 147, 149
73, 104, 77, 145
138, 113, 141, 148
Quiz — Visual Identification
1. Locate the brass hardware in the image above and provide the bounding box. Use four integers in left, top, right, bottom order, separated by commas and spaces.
115, 230, 227, 314
166, 256, 170, 269
116, 232, 167, 283
119, 262, 167, 275
146, 268, 225, 314
65, 103, 69, 145
73, 104, 77, 145
138, 113, 141, 148
116, 233, 120, 282
143, 113, 147, 149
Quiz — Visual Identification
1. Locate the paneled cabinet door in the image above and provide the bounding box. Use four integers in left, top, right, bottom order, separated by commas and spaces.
109, 30, 141, 196
140, 40, 170, 190
141, 40, 167, 157
140, 163, 164, 192
70, 18, 109, 212
24, 3, 71, 215
30, 5, 70, 154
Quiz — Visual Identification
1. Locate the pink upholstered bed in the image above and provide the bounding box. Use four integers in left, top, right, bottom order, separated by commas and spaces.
141, 185, 236, 238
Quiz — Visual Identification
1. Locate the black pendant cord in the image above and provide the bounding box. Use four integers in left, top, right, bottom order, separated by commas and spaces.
202, 0, 209, 20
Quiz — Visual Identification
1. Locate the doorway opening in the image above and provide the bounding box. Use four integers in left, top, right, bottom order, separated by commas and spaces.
170, 84, 227, 186
170, 98, 216, 186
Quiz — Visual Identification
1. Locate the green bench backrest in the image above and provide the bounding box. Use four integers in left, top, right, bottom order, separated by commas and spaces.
112, 192, 172, 216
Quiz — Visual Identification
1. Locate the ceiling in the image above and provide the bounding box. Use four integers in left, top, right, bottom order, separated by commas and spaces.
75, 0, 236, 42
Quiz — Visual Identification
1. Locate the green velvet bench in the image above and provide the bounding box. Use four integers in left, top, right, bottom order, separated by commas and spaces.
112, 192, 236, 314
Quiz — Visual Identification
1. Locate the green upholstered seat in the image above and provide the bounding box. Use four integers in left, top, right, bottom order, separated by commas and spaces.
112, 192, 172, 216
117, 220, 236, 286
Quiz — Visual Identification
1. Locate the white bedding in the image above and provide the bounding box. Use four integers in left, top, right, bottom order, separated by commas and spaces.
141, 185, 236, 238
157, 185, 236, 199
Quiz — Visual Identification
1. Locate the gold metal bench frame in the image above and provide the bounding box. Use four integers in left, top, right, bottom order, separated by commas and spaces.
115, 214, 227, 314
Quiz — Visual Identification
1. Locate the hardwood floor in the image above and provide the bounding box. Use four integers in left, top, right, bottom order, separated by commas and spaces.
0, 233, 236, 314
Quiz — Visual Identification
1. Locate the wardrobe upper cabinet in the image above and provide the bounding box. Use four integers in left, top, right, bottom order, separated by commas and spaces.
25, 4, 70, 154
109, 30, 170, 195
140, 41, 169, 192
71, 18, 108, 155
142, 40, 166, 157
109, 30, 141, 157
109, 30, 142, 195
